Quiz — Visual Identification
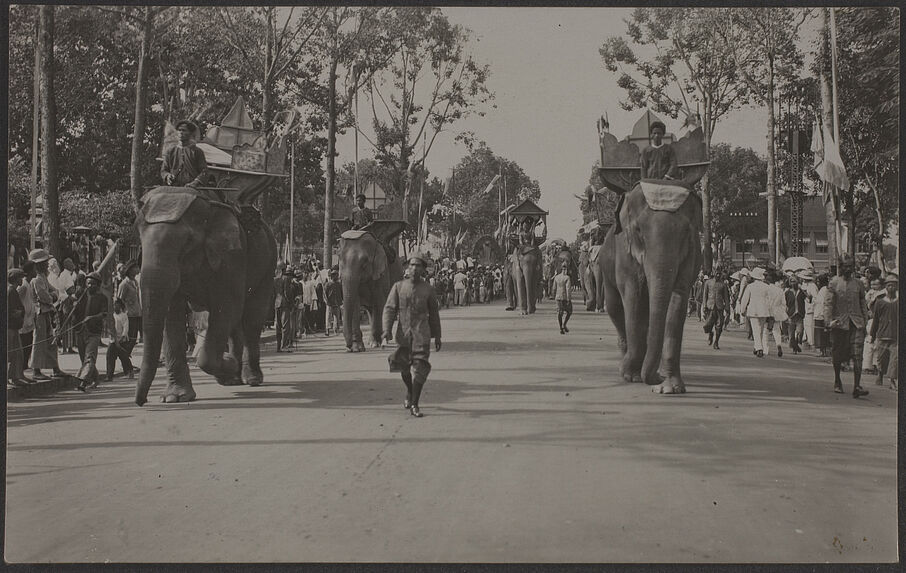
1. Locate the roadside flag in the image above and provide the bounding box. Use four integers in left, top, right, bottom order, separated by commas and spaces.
821, 124, 849, 191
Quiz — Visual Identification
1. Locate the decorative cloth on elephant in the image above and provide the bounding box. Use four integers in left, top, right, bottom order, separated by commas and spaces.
140, 187, 201, 223
341, 229, 370, 241
639, 180, 692, 213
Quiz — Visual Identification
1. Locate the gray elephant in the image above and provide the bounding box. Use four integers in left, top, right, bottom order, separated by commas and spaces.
601, 180, 702, 394
134, 186, 277, 405
339, 227, 404, 352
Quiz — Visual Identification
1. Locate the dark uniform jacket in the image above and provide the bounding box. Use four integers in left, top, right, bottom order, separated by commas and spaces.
351, 206, 374, 230
161, 143, 208, 188
382, 279, 441, 349
702, 278, 730, 310
8, 284, 25, 331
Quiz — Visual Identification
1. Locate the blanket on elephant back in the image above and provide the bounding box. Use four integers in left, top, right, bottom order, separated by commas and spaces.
341, 229, 370, 240
638, 179, 692, 213
140, 187, 199, 223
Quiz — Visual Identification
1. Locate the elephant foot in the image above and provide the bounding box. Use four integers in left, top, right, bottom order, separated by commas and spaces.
161, 383, 197, 403
243, 368, 263, 387
650, 377, 686, 395
348, 341, 366, 353
368, 340, 381, 349
621, 371, 643, 384
216, 375, 244, 386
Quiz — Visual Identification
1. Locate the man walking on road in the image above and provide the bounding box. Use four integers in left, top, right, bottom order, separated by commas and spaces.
869, 274, 897, 390
739, 267, 770, 358
383, 253, 442, 418
702, 269, 730, 349
825, 256, 870, 398
553, 262, 572, 334
74, 273, 108, 391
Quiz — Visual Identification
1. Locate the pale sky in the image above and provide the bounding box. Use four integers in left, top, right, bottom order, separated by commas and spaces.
336, 7, 783, 239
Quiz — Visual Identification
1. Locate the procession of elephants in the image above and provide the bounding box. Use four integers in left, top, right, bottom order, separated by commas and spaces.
134, 122, 709, 405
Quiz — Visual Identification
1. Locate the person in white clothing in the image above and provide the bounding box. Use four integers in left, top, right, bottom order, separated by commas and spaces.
739, 267, 771, 358
762, 270, 788, 357
800, 269, 819, 348
105, 299, 135, 380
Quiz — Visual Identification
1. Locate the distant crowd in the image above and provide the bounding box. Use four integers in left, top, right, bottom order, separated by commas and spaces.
688, 257, 898, 397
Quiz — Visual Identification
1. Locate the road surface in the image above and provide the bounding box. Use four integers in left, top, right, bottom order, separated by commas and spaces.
5, 295, 898, 563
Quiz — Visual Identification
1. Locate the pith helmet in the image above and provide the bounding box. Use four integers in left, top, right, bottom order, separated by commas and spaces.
28, 248, 50, 263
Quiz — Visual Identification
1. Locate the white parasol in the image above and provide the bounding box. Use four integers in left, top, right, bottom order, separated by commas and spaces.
781, 256, 813, 273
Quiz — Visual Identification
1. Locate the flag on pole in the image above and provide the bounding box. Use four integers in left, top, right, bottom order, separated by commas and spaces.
481, 174, 501, 195
813, 122, 849, 201
821, 124, 849, 190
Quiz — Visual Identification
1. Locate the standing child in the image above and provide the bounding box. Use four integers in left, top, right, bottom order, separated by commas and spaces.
106, 299, 135, 381
553, 262, 573, 334
324, 269, 343, 336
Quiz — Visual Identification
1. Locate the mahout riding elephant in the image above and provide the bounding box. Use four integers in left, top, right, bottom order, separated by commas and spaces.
134, 186, 277, 406
339, 229, 404, 352
601, 180, 702, 394
511, 244, 543, 314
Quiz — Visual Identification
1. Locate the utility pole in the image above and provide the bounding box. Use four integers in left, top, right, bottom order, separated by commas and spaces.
289, 140, 295, 263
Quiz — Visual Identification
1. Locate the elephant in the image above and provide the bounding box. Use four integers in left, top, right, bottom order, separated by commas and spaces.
546, 247, 579, 299
134, 186, 277, 406
601, 180, 702, 394
339, 230, 403, 352
511, 244, 543, 315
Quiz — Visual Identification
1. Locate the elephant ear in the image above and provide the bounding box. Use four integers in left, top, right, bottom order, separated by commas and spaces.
370, 240, 388, 282
204, 207, 244, 272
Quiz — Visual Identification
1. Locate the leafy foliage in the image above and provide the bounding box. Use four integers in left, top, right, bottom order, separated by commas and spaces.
834, 6, 899, 247
708, 144, 768, 244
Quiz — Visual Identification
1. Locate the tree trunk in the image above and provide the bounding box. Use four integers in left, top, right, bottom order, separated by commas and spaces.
39, 6, 62, 259
701, 108, 713, 273
765, 57, 777, 266
323, 44, 339, 268
130, 7, 154, 211
260, 8, 274, 216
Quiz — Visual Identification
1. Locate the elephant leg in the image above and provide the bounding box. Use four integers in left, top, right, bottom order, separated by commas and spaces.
223, 327, 245, 386
618, 281, 647, 384
651, 289, 690, 395
161, 291, 195, 403
602, 274, 626, 356
197, 297, 242, 385
240, 289, 270, 387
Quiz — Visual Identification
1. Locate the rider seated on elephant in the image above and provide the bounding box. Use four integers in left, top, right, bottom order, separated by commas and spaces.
349, 194, 375, 230
161, 121, 209, 189
614, 121, 679, 235
518, 217, 536, 248
640, 121, 679, 181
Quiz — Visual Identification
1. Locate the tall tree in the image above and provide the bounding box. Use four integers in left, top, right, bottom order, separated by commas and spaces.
298, 7, 397, 267
708, 144, 769, 260
600, 7, 749, 272
39, 6, 62, 258
445, 143, 541, 250
218, 6, 329, 135
715, 7, 808, 265
834, 6, 899, 269
360, 7, 493, 226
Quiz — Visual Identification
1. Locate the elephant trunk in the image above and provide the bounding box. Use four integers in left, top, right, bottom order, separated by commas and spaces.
641, 253, 678, 384
135, 261, 180, 406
